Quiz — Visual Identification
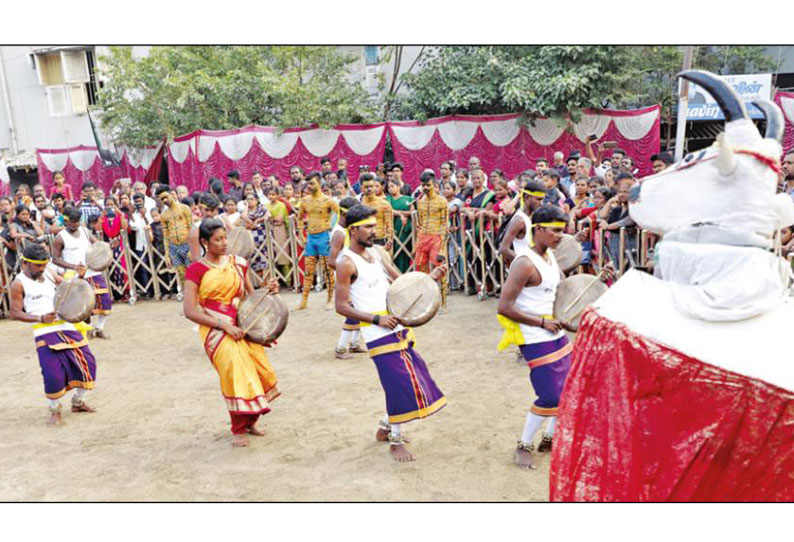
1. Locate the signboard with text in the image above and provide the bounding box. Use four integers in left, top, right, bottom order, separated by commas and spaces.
678, 73, 772, 121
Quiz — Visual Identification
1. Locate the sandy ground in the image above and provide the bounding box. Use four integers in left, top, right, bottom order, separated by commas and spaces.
0, 291, 555, 501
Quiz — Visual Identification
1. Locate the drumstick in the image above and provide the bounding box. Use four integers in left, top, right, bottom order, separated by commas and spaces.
242, 293, 271, 335
562, 269, 606, 314
400, 293, 424, 319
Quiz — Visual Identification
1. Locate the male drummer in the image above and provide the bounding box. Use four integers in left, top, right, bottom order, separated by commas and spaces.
9, 243, 97, 425
52, 206, 112, 339
335, 204, 447, 462
328, 196, 366, 359
295, 171, 339, 311
415, 170, 450, 303
156, 185, 192, 298
359, 173, 393, 250
498, 177, 548, 265
497, 204, 574, 469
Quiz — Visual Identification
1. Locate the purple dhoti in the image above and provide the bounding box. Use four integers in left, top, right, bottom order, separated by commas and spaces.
36, 329, 97, 399
519, 336, 573, 416
366, 329, 446, 424
86, 274, 112, 315
343, 317, 360, 331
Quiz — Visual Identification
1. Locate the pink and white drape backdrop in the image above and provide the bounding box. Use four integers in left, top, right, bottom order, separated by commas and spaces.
775, 91, 794, 155
36, 143, 163, 198
389, 106, 661, 187
167, 124, 388, 194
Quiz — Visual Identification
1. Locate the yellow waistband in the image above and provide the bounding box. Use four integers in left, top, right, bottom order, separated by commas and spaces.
496, 314, 553, 351
33, 320, 67, 329
359, 310, 389, 327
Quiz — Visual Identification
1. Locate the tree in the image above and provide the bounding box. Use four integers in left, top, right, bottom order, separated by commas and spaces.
396, 46, 779, 123
397, 46, 637, 122
96, 46, 378, 147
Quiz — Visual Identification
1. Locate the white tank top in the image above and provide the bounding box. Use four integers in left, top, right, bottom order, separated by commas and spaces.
17, 271, 77, 336
332, 224, 347, 266
513, 247, 564, 345
512, 209, 533, 253
341, 247, 404, 343
58, 227, 100, 278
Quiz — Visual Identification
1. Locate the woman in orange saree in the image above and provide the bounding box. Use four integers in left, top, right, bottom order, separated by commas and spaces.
183, 218, 280, 447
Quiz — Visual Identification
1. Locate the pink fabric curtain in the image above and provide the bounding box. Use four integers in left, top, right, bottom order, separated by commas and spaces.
390, 107, 661, 188
36, 145, 162, 200
166, 124, 388, 193
774, 91, 794, 155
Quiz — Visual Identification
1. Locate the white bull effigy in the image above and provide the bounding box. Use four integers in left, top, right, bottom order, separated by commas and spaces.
550, 70, 794, 502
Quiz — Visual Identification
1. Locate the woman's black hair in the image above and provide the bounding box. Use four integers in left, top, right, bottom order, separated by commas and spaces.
14, 204, 29, 217
198, 217, 226, 248
180, 197, 194, 206
596, 186, 614, 200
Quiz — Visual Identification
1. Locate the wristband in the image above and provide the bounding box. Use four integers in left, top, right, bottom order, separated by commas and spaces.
373, 315, 380, 326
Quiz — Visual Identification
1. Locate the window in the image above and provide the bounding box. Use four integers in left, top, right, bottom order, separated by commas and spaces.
35, 48, 97, 114
364, 46, 379, 66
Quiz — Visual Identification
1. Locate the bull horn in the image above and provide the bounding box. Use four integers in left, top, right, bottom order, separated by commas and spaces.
752, 99, 784, 142
715, 133, 737, 176
679, 70, 748, 122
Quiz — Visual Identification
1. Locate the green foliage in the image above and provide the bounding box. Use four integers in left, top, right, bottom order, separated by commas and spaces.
396, 45, 778, 122
622, 46, 777, 117
96, 46, 377, 147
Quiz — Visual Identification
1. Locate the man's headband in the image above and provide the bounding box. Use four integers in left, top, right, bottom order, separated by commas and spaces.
522, 189, 546, 198
22, 256, 49, 264
348, 217, 377, 229
533, 222, 566, 228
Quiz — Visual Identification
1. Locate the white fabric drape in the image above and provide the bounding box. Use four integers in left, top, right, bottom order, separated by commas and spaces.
169, 138, 195, 164
437, 120, 479, 150
216, 132, 256, 161
300, 129, 341, 157
573, 113, 611, 143
391, 125, 437, 151
68, 150, 99, 171
254, 131, 299, 159
0, 156, 9, 185
527, 118, 565, 146
613, 109, 659, 140
39, 152, 70, 172
779, 96, 794, 125
125, 143, 163, 169
197, 134, 221, 162
342, 126, 385, 155
481, 117, 521, 146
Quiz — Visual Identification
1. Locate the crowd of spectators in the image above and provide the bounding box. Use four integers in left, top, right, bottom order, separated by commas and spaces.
3, 144, 794, 303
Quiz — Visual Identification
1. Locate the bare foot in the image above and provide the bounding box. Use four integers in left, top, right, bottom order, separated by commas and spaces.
325, 300, 334, 311
292, 302, 307, 312
247, 425, 265, 436
232, 434, 250, 447
95, 330, 111, 340
390, 443, 415, 462
47, 411, 62, 426
376, 427, 390, 442
349, 344, 366, 354
71, 402, 96, 413
515, 446, 536, 469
